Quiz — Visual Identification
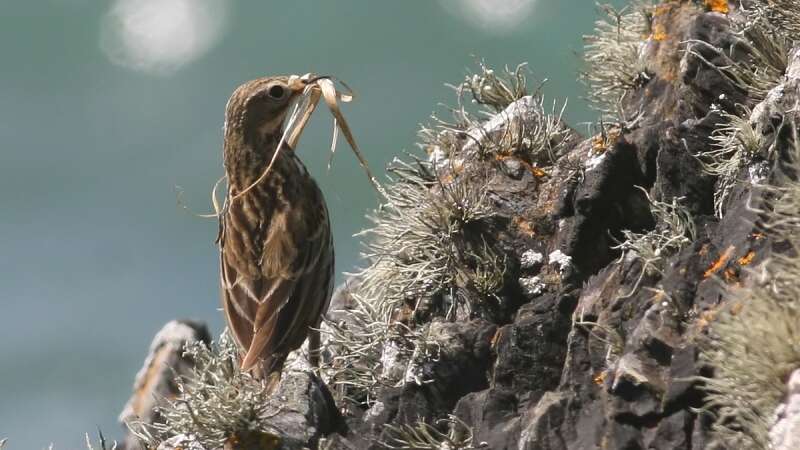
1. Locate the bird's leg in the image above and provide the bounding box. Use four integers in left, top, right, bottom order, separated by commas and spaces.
308, 327, 321, 370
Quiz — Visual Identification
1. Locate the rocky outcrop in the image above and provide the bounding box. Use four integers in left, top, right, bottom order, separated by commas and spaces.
119, 325, 342, 450
118, 1, 800, 449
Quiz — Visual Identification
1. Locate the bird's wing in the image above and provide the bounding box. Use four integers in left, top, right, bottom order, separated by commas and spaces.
220, 187, 332, 373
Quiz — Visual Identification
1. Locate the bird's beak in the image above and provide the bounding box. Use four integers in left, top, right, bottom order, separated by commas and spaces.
287, 73, 331, 94
284, 74, 328, 150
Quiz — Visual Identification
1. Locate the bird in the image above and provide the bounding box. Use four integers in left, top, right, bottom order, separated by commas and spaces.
217, 75, 334, 381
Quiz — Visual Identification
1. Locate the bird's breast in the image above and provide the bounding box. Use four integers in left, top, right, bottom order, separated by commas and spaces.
222, 152, 329, 279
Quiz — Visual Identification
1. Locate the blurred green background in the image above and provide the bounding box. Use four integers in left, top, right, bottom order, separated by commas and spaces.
0, 0, 613, 447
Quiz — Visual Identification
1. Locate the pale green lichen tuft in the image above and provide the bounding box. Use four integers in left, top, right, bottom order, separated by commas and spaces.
381, 415, 486, 450
614, 187, 695, 296
581, 2, 654, 115
701, 126, 800, 449
421, 63, 569, 165
746, 0, 800, 43
127, 333, 279, 450
320, 293, 421, 409
354, 158, 498, 319
701, 267, 800, 449
458, 61, 529, 113
700, 106, 769, 218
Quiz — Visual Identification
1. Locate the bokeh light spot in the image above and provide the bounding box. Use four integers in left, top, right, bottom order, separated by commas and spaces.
99, 0, 230, 75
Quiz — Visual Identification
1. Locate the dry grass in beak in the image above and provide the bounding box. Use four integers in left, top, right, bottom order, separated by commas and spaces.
227, 74, 383, 207
290, 75, 383, 195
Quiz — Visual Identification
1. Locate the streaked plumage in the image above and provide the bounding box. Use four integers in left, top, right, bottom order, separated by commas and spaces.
218, 76, 334, 379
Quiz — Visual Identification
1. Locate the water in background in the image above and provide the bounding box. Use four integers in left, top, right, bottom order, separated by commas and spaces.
0, 1, 614, 447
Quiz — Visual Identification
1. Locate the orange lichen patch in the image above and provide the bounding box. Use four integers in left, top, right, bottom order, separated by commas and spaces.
750, 232, 766, 241
513, 216, 536, 237
541, 271, 562, 286
737, 250, 756, 266
531, 166, 548, 178
723, 268, 739, 283
593, 370, 607, 386
705, 0, 729, 13
649, 4, 676, 41
647, 2, 700, 83
703, 245, 735, 278
650, 290, 666, 303
392, 303, 415, 325
590, 135, 607, 155
652, 23, 668, 42
495, 154, 548, 178
696, 309, 717, 330
436, 160, 465, 185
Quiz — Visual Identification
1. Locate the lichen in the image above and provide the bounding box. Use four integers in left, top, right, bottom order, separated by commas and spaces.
701, 127, 800, 449
746, 0, 800, 42
354, 62, 567, 324
613, 187, 695, 295
700, 106, 768, 217
84, 432, 118, 450
685, 15, 789, 106
320, 294, 421, 409
321, 62, 570, 414
127, 333, 281, 450
701, 271, 800, 450
581, 1, 654, 115
381, 415, 486, 450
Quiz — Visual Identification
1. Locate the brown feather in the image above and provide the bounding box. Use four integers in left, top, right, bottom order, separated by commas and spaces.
218, 76, 334, 379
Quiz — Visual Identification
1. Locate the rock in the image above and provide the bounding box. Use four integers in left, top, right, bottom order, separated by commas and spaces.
259, 370, 344, 449
454, 388, 521, 450
647, 410, 692, 450
362, 319, 496, 447
492, 295, 571, 404
119, 320, 211, 450
517, 391, 572, 450
770, 369, 800, 450
156, 434, 208, 450
120, 321, 342, 450
317, 433, 359, 450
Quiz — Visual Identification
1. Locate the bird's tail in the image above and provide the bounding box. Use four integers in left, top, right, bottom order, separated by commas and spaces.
245, 355, 286, 393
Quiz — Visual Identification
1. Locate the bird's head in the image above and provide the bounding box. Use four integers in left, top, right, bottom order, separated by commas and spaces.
223, 75, 315, 148
220, 73, 376, 193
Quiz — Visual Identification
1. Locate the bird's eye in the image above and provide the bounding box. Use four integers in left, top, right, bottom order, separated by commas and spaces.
267, 84, 287, 100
